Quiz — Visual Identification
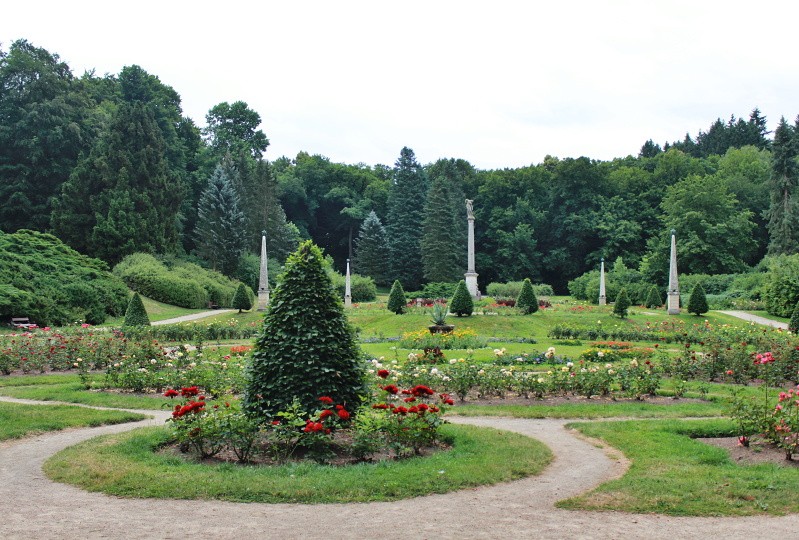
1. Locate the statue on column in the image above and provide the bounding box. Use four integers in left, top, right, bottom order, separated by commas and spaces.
465, 199, 474, 219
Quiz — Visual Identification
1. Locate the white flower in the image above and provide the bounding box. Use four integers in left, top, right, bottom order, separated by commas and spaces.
150, 359, 157, 364
566, 362, 574, 368
449, 358, 457, 364
478, 369, 485, 375
113, 363, 120, 368
442, 376, 451, 382
597, 351, 605, 357
537, 378, 545, 383
630, 359, 639, 368
408, 353, 418, 361
190, 362, 197, 368
561, 366, 569, 372
430, 368, 439, 375
580, 368, 587, 373
605, 363, 612, 369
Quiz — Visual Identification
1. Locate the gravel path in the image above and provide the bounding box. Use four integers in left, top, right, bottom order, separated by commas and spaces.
1, 398, 797, 539
718, 310, 788, 329
152, 309, 236, 326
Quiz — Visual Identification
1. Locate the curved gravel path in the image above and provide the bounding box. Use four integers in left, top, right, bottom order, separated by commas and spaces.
152, 309, 235, 326
718, 310, 788, 329
1, 398, 797, 539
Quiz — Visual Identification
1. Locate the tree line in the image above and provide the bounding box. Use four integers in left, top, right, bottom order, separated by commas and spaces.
2, 39, 799, 294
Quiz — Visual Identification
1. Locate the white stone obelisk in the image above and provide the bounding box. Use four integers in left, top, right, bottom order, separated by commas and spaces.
464, 199, 480, 298
598, 258, 607, 306
344, 258, 352, 308
257, 232, 270, 311
667, 229, 680, 315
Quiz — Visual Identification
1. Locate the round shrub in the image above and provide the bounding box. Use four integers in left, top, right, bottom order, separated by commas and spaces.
387, 280, 406, 314
123, 293, 151, 327
687, 284, 709, 316
449, 280, 474, 317
243, 241, 365, 420
644, 285, 662, 308
332, 272, 377, 302
232, 283, 252, 312
613, 288, 630, 318
789, 301, 799, 333
516, 278, 539, 315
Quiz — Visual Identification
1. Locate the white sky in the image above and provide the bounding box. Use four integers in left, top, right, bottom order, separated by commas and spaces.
4, 0, 799, 169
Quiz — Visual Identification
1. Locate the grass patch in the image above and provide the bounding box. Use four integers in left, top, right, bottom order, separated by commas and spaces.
559, 418, 799, 516
102, 295, 207, 326
449, 400, 726, 419
44, 423, 552, 503
0, 401, 147, 440
0, 377, 165, 410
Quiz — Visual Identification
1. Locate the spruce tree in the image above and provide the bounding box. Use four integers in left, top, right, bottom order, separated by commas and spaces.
386, 147, 427, 290
789, 301, 799, 333
644, 285, 662, 308
613, 288, 631, 318
421, 175, 462, 283
123, 292, 150, 327
516, 278, 539, 314
387, 280, 406, 314
767, 117, 799, 255
195, 162, 247, 275
354, 211, 389, 286
687, 283, 709, 316
231, 282, 252, 313
243, 241, 364, 420
449, 280, 474, 317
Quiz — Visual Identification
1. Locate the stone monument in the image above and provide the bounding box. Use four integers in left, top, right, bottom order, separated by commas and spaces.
667, 229, 680, 315
257, 232, 270, 311
344, 258, 352, 308
464, 199, 480, 298
598, 258, 607, 306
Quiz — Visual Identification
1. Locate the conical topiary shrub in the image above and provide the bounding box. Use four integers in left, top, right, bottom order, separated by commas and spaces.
789, 301, 799, 333
613, 288, 630, 318
516, 278, 539, 314
231, 282, 252, 313
449, 280, 474, 317
123, 292, 150, 327
243, 241, 364, 420
687, 283, 709, 316
387, 280, 406, 314
644, 285, 662, 308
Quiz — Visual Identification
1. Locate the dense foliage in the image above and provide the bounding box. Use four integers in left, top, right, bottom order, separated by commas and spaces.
516, 278, 539, 314
0, 230, 128, 325
231, 283, 252, 312
613, 288, 631, 318
243, 241, 364, 420
644, 285, 662, 308
123, 292, 150, 326
387, 280, 406, 314
449, 280, 474, 317
687, 284, 709, 316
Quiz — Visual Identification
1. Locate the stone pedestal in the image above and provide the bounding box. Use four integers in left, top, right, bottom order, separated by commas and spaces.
465, 272, 479, 298
257, 233, 270, 311
598, 258, 607, 306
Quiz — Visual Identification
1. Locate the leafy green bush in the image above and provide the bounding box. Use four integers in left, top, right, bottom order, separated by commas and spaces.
764, 255, 799, 317
516, 278, 538, 314
487, 281, 553, 299
231, 283, 252, 312
644, 285, 662, 308
123, 293, 151, 327
331, 272, 377, 302
0, 230, 128, 325
790, 302, 799, 333
449, 280, 474, 317
687, 284, 709, 315
387, 280, 406, 314
243, 241, 365, 420
613, 288, 631, 318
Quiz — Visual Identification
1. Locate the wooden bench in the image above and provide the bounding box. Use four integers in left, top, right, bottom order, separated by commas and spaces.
207, 302, 220, 310
10, 317, 36, 329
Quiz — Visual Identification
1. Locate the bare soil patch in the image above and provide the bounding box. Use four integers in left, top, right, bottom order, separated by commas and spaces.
699, 435, 799, 467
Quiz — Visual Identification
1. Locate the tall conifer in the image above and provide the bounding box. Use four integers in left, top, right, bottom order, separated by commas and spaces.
386, 147, 427, 290
354, 211, 389, 285
421, 176, 462, 283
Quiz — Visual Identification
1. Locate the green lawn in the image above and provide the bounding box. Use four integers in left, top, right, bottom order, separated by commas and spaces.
102, 295, 207, 325
0, 401, 147, 440
0, 376, 166, 410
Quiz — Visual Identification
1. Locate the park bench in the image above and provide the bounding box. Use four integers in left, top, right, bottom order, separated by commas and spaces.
10, 317, 36, 329
207, 301, 219, 310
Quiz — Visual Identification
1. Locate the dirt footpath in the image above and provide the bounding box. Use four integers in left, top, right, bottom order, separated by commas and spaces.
0, 400, 797, 539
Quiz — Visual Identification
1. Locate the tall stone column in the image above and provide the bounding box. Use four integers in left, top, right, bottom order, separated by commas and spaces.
598, 258, 607, 306
464, 199, 479, 298
344, 258, 352, 308
257, 232, 270, 311
667, 229, 680, 315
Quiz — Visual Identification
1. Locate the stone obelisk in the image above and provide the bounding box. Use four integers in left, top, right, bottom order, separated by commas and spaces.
598, 258, 607, 306
464, 199, 479, 298
667, 229, 680, 315
257, 232, 270, 311
344, 258, 352, 308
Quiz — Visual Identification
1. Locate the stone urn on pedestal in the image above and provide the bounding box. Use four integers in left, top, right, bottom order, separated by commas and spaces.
428, 302, 455, 334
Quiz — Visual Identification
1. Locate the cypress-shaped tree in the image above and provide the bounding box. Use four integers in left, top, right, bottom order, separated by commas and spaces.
449, 280, 474, 317
231, 282, 252, 313
243, 241, 364, 420
516, 278, 539, 314
644, 285, 663, 308
386, 147, 427, 290
421, 176, 462, 282
387, 280, 406, 314
354, 211, 389, 286
613, 288, 631, 318
767, 117, 799, 255
123, 292, 150, 327
195, 161, 247, 276
789, 301, 799, 333
687, 283, 709, 315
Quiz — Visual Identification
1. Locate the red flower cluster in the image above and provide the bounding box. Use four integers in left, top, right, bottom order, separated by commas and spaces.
439, 393, 455, 406
319, 396, 334, 404
377, 369, 390, 379
754, 351, 775, 365
382, 384, 399, 394
181, 386, 200, 397
303, 420, 329, 433
172, 400, 205, 418
410, 385, 434, 397
164, 388, 180, 398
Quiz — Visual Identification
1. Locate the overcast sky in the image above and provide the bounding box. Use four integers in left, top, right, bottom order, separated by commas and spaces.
4, 1, 798, 169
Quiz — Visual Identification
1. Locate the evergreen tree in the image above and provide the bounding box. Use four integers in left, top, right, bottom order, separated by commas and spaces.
52, 101, 183, 263
449, 280, 474, 317
386, 147, 427, 290
123, 292, 150, 327
767, 117, 799, 255
194, 162, 247, 275
613, 288, 631, 318
387, 280, 406, 314
516, 278, 539, 314
354, 211, 389, 285
421, 176, 463, 282
789, 301, 799, 334
644, 285, 662, 308
687, 283, 709, 316
243, 241, 364, 420
231, 282, 252, 313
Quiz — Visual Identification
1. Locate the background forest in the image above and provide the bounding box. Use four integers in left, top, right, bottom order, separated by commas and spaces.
3, 38, 799, 305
